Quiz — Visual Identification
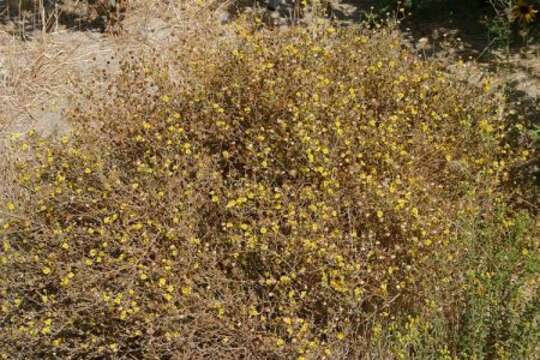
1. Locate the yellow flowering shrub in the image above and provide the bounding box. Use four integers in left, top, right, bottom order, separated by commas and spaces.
1, 20, 537, 359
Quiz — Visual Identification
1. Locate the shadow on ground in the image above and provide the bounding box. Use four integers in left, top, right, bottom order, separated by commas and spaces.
0, 1, 119, 38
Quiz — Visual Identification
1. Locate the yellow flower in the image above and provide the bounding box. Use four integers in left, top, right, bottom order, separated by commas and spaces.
131, 223, 143, 230
479, 119, 494, 133
513, 1, 538, 23
41, 319, 52, 335
42, 267, 51, 275
181, 286, 192, 296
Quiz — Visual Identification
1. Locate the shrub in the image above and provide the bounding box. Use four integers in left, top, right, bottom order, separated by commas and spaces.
0, 20, 537, 358
381, 208, 540, 359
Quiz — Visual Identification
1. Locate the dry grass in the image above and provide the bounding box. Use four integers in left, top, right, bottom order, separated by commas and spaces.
0, 0, 235, 130
0, 0, 229, 199
0, 30, 112, 203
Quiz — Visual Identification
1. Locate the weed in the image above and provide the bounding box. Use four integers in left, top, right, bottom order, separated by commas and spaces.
0, 19, 537, 359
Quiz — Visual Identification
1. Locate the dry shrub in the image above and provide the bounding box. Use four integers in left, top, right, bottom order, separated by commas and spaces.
0, 20, 537, 359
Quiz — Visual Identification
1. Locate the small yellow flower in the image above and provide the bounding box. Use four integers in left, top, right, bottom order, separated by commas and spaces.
479, 119, 494, 133
181, 286, 192, 296
41, 319, 52, 335
248, 306, 259, 316
131, 223, 143, 230
42, 267, 51, 275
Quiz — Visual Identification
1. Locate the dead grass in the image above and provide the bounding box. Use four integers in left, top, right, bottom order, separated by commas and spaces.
0, 0, 231, 201
0, 0, 234, 131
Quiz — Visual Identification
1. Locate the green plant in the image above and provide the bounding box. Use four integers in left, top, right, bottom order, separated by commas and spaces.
373, 208, 539, 359
484, 0, 540, 53
455, 210, 539, 359
485, 7, 514, 54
